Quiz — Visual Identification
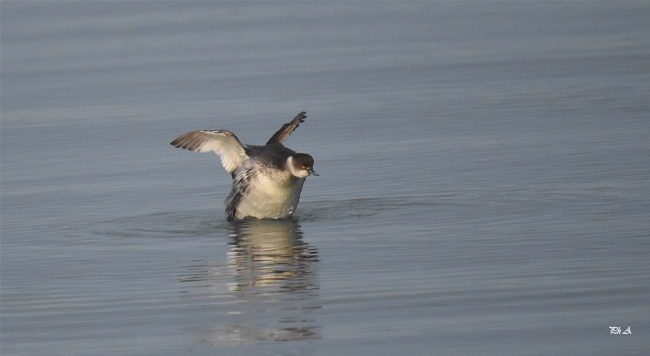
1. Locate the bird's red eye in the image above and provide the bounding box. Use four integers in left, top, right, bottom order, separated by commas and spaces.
301, 165, 306, 169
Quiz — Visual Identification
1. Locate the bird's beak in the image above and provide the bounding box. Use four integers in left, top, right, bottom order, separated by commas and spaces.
309, 169, 319, 176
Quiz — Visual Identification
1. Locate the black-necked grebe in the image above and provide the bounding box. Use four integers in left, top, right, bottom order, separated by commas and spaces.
171, 112, 318, 221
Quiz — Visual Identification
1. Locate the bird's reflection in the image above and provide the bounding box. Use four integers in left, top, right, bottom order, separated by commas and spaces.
228, 218, 319, 291
182, 218, 320, 347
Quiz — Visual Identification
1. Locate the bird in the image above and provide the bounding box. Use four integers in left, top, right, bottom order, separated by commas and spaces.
170, 111, 318, 221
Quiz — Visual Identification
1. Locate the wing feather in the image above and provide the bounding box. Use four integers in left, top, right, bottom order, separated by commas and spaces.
266, 111, 307, 145
170, 130, 247, 173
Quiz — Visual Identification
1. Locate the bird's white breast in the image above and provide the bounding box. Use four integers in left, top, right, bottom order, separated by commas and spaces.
234, 170, 305, 220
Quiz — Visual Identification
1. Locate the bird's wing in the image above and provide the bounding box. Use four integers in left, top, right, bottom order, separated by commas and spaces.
170, 130, 248, 173
266, 111, 307, 145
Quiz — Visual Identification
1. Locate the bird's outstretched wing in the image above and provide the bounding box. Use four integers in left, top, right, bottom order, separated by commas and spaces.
170, 130, 248, 173
266, 111, 307, 145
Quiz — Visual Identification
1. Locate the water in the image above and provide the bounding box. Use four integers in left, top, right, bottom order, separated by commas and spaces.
2, 2, 649, 355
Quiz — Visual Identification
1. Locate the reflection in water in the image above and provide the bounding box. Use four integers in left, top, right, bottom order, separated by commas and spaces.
181, 219, 320, 347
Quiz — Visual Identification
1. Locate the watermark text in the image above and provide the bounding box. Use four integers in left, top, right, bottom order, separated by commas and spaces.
609, 326, 631, 335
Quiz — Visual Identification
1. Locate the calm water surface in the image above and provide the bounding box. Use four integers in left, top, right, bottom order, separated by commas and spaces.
2, 2, 649, 355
